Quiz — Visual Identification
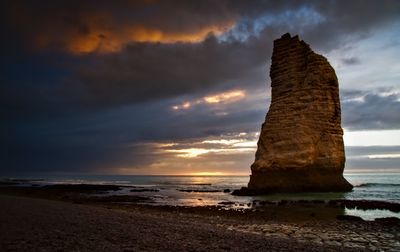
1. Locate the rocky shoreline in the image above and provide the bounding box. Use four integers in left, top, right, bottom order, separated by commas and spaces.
2, 182, 399, 213
0, 183, 399, 251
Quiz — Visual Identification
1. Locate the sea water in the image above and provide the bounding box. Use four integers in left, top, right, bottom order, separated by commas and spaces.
3, 173, 400, 220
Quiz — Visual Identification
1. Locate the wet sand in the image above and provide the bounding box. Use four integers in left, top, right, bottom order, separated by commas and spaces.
0, 186, 399, 251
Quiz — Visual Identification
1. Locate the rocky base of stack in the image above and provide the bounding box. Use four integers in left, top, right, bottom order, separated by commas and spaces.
233, 171, 353, 196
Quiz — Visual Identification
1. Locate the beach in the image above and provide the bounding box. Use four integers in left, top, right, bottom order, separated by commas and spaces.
0, 195, 333, 252
0, 185, 399, 251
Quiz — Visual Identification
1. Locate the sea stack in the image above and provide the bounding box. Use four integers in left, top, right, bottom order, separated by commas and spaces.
234, 33, 353, 195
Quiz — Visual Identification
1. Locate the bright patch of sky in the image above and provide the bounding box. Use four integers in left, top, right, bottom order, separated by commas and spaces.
171, 89, 246, 111
219, 6, 326, 42
255, 6, 326, 32
327, 21, 400, 92
344, 129, 400, 146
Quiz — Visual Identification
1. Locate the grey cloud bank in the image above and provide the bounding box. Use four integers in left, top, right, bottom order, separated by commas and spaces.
1, 0, 400, 174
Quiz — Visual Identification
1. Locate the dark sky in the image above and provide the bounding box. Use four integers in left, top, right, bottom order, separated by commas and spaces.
1, 0, 400, 175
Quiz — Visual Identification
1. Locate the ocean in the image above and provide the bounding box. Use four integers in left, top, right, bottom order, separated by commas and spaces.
3, 173, 400, 220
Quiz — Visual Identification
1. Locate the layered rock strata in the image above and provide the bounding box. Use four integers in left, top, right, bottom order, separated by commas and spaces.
235, 33, 352, 195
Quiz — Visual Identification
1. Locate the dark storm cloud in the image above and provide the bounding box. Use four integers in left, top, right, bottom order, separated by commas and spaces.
0, 96, 264, 173
71, 34, 271, 107
2, 0, 400, 112
1, 0, 239, 53
340, 57, 361, 66
2, 0, 400, 174
342, 90, 400, 130
340, 89, 366, 100
66, 0, 400, 108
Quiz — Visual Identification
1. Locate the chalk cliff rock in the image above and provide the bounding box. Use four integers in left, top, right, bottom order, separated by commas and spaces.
234, 33, 352, 195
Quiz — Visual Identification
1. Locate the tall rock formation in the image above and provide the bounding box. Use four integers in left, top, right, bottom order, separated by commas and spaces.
235, 33, 352, 195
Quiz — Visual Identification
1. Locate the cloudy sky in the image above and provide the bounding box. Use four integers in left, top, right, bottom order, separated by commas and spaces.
1, 0, 400, 176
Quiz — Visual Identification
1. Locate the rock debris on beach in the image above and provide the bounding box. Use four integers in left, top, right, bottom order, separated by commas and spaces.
218, 221, 400, 251
1, 195, 399, 251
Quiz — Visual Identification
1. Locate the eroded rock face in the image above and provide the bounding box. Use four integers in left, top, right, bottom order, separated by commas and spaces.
236, 33, 352, 195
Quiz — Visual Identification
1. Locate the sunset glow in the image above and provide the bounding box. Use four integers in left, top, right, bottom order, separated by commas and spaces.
36, 21, 236, 54
166, 148, 212, 158
128, 23, 235, 44
161, 138, 256, 158
2, 2, 400, 249
172, 102, 191, 110
164, 147, 255, 158
3, 0, 400, 176
189, 172, 226, 176
171, 90, 246, 111
203, 90, 246, 104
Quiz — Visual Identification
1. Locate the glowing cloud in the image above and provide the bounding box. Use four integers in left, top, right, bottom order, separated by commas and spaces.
128, 24, 234, 44
166, 147, 254, 158
172, 102, 191, 110
166, 148, 215, 158
203, 90, 245, 104
36, 21, 235, 54
158, 132, 258, 158
232, 141, 257, 148
202, 139, 241, 145
368, 154, 400, 159
171, 89, 245, 111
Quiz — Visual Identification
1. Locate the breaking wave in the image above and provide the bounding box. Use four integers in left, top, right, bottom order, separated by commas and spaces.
355, 183, 400, 188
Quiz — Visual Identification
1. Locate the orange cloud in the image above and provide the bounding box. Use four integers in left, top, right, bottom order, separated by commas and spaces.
171, 89, 246, 111
8, 1, 238, 54
5, 0, 247, 56
129, 23, 234, 44
36, 20, 235, 54
203, 90, 245, 104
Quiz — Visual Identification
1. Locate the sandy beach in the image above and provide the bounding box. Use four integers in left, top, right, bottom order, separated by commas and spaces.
0, 187, 399, 251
